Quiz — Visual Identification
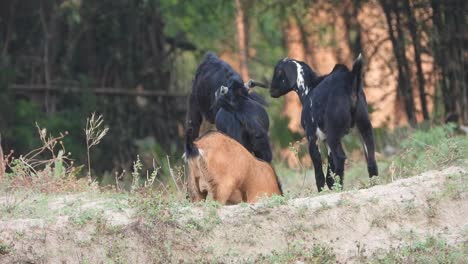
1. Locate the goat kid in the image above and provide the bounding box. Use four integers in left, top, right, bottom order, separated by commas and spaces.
270, 54, 378, 191
185, 52, 270, 161
185, 130, 282, 204
214, 81, 272, 162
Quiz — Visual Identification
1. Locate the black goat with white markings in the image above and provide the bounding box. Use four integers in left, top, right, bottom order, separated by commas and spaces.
185, 52, 271, 162
270, 54, 378, 191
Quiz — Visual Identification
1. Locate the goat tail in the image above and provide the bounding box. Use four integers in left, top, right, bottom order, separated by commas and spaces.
185, 127, 199, 158
187, 146, 210, 202
351, 53, 363, 107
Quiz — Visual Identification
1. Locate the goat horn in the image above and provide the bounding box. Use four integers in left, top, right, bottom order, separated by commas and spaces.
245, 79, 268, 89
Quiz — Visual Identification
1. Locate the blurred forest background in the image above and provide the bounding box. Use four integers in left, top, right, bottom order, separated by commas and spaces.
0, 0, 466, 181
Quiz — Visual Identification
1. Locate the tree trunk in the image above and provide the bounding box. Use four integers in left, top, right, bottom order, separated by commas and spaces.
342, 0, 363, 58
1, 0, 17, 57
431, 1, 453, 115
39, 1, 59, 114
0, 135, 4, 181
292, 13, 314, 67
403, 0, 429, 120
380, 0, 417, 126
431, 0, 467, 123
235, 0, 249, 80
449, 0, 467, 124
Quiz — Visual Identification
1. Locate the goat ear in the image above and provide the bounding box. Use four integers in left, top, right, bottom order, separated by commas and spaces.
232, 79, 248, 96
283, 61, 298, 88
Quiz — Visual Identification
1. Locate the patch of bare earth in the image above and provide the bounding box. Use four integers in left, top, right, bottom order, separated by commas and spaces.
0, 166, 467, 263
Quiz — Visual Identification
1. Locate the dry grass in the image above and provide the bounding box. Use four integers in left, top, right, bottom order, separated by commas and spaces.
1, 123, 93, 194
85, 113, 109, 181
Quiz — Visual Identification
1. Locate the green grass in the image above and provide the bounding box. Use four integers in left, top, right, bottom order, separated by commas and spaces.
254, 240, 336, 263
393, 124, 467, 176
338, 124, 467, 192
368, 236, 467, 264
0, 240, 13, 255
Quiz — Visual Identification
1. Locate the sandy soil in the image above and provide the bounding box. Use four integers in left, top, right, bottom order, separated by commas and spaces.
0, 166, 466, 263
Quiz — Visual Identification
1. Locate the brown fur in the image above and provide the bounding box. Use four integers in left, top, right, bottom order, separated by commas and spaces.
187, 131, 282, 204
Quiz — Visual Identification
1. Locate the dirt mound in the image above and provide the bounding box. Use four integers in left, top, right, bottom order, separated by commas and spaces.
0, 166, 467, 263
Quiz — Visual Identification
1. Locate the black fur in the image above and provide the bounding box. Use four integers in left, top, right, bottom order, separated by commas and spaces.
270, 55, 378, 191
184, 127, 198, 158
185, 52, 271, 162
214, 81, 272, 162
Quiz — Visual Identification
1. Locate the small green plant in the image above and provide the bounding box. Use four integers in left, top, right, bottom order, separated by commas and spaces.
0, 240, 12, 255
316, 201, 331, 213
331, 173, 343, 191
134, 190, 167, 220
184, 203, 222, 233
131, 155, 143, 193
70, 208, 103, 226
262, 194, 287, 208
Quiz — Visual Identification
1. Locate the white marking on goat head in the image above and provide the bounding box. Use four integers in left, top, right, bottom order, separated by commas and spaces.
215, 85, 229, 100
291, 61, 309, 97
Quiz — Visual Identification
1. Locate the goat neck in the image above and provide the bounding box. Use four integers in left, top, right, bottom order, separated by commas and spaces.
290, 60, 321, 102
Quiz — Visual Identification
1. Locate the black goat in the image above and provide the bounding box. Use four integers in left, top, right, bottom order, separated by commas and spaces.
185, 52, 271, 161
214, 82, 272, 162
270, 54, 378, 191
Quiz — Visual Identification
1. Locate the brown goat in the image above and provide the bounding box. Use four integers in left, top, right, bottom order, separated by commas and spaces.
186, 131, 282, 204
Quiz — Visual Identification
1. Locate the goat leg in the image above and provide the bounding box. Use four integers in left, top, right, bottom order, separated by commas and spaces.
325, 147, 336, 189
308, 141, 326, 191
327, 137, 346, 188
357, 117, 378, 178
